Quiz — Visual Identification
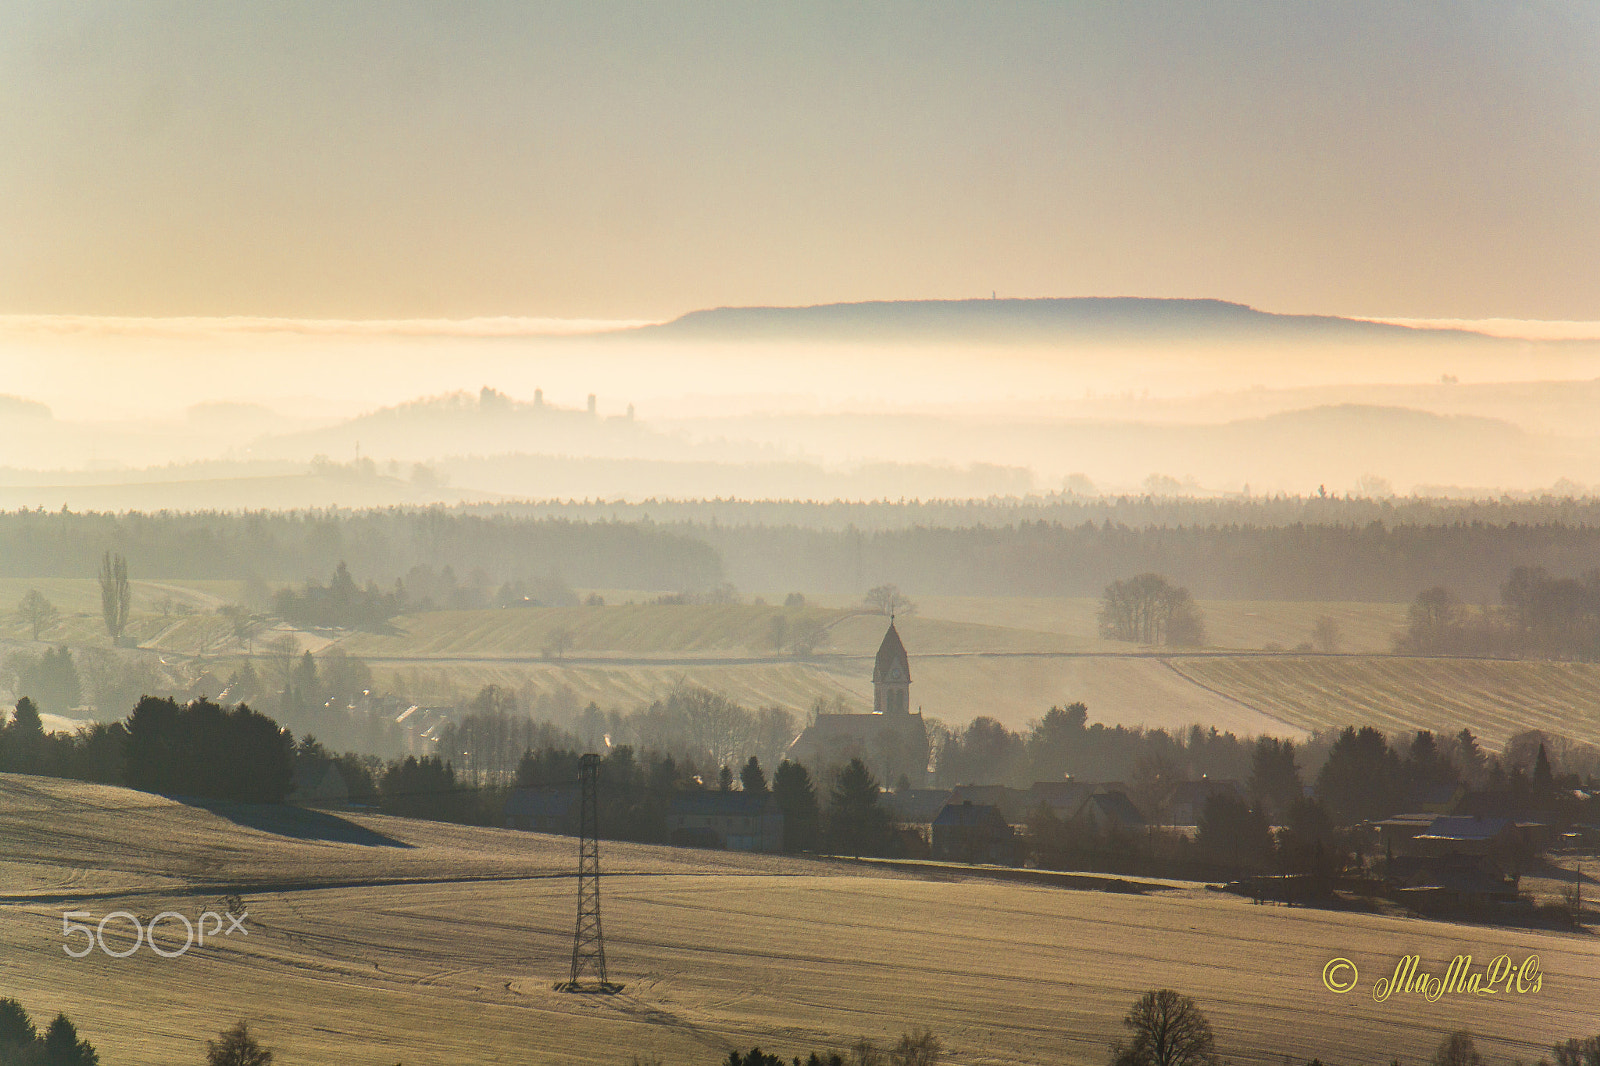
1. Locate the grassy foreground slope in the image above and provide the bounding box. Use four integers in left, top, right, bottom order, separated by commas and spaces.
2, 775, 1595, 1066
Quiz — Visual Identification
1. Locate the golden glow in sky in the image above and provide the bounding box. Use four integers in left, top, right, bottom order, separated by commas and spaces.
1, 3, 1597, 321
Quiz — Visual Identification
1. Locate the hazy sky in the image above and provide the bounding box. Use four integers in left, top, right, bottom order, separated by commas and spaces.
3, 2, 1598, 320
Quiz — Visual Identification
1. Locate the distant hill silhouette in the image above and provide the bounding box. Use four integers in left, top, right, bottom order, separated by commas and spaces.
636, 297, 1496, 344
249, 386, 658, 463
0, 394, 52, 419
1243, 402, 1524, 438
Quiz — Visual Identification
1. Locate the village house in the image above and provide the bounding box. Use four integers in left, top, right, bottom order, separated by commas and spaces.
1166, 779, 1242, 827
666, 790, 784, 852
505, 787, 580, 834
931, 800, 1020, 865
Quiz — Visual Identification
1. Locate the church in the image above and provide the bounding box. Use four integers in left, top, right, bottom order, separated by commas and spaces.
785, 619, 931, 786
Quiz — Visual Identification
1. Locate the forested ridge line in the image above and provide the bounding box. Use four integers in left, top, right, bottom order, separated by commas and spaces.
7, 503, 1600, 601
0, 509, 721, 589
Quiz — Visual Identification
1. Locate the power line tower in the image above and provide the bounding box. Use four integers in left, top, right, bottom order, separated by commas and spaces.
557, 753, 621, 993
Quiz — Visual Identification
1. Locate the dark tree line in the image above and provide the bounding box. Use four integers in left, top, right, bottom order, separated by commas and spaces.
15, 503, 1600, 603
123, 697, 294, 802
1, 648, 81, 716
0, 998, 98, 1066
436, 684, 798, 788
271, 562, 400, 630
383, 736, 847, 855
699, 519, 1600, 601
0, 509, 721, 591
489, 491, 1600, 534
0, 699, 126, 784
933, 704, 1270, 792
1400, 565, 1600, 661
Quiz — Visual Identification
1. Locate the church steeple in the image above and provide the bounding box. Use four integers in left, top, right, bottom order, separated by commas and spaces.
872, 620, 911, 715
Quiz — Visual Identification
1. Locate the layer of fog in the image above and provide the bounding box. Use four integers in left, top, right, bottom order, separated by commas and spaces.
6, 318, 1600, 507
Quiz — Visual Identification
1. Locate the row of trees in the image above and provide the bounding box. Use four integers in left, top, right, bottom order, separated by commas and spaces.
265, 560, 575, 629
16, 995, 1597, 1065
25, 502, 1600, 604
0, 509, 722, 590
699, 513, 1600, 601
932, 704, 1275, 794
12, 553, 131, 648
933, 702, 1598, 824
123, 697, 295, 802
0, 682, 873, 857
0, 998, 98, 1066
436, 685, 801, 788
391, 735, 879, 858
0, 700, 125, 784
714, 992, 1600, 1066
1098, 574, 1205, 646
270, 562, 400, 631
1, 644, 180, 719
1400, 565, 1600, 661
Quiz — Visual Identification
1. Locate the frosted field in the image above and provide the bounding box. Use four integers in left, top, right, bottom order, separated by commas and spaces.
15, 586, 1600, 747
2, 775, 1595, 1065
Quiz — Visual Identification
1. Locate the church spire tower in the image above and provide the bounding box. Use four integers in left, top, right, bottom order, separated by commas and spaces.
872, 618, 911, 715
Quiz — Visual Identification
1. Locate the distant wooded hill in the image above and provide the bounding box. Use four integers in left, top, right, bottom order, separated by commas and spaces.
634, 296, 1496, 345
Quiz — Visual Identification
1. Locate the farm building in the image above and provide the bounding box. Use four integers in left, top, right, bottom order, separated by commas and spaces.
931, 800, 1020, 864
1387, 853, 1520, 907
505, 787, 579, 834
1166, 779, 1242, 827
1080, 791, 1147, 835
948, 784, 1032, 822
882, 788, 954, 827
1027, 780, 1098, 818
666, 791, 784, 852
291, 761, 349, 807
1373, 813, 1533, 860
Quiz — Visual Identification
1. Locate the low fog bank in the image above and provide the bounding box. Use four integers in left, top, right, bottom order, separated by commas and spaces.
7, 305, 1600, 505
5, 391, 1600, 509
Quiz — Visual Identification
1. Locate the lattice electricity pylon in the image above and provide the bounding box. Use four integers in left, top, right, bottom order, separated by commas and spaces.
556, 752, 622, 993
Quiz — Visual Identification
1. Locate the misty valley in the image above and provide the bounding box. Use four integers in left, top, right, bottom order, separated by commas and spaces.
7, 4, 1600, 1062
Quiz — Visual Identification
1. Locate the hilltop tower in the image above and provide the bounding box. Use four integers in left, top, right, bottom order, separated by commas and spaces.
872, 620, 910, 715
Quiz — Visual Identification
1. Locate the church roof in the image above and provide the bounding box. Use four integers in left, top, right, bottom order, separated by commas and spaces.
872, 621, 910, 683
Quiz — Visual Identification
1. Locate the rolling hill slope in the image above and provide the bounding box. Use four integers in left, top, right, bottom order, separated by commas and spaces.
0, 775, 1593, 1066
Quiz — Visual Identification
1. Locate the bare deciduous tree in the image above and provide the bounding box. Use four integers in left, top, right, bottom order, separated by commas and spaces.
1429, 1031, 1483, 1066
888, 1029, 943, 1066
1098, 574, 1205, 647
1311, 615, 1342, 653
17, 589, 58, 641
1109, 989, 1220, 1066
266, 634, 300, 694
206, 1021, 272, 1066
97, 552, 130, 644
864, 584, 916, 618
1402, 586, 1462, 653
221, 605, 265, 654
544, 626, 576, 659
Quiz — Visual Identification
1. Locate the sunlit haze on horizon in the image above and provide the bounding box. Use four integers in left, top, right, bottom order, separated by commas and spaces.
3, 3, 1599, 500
